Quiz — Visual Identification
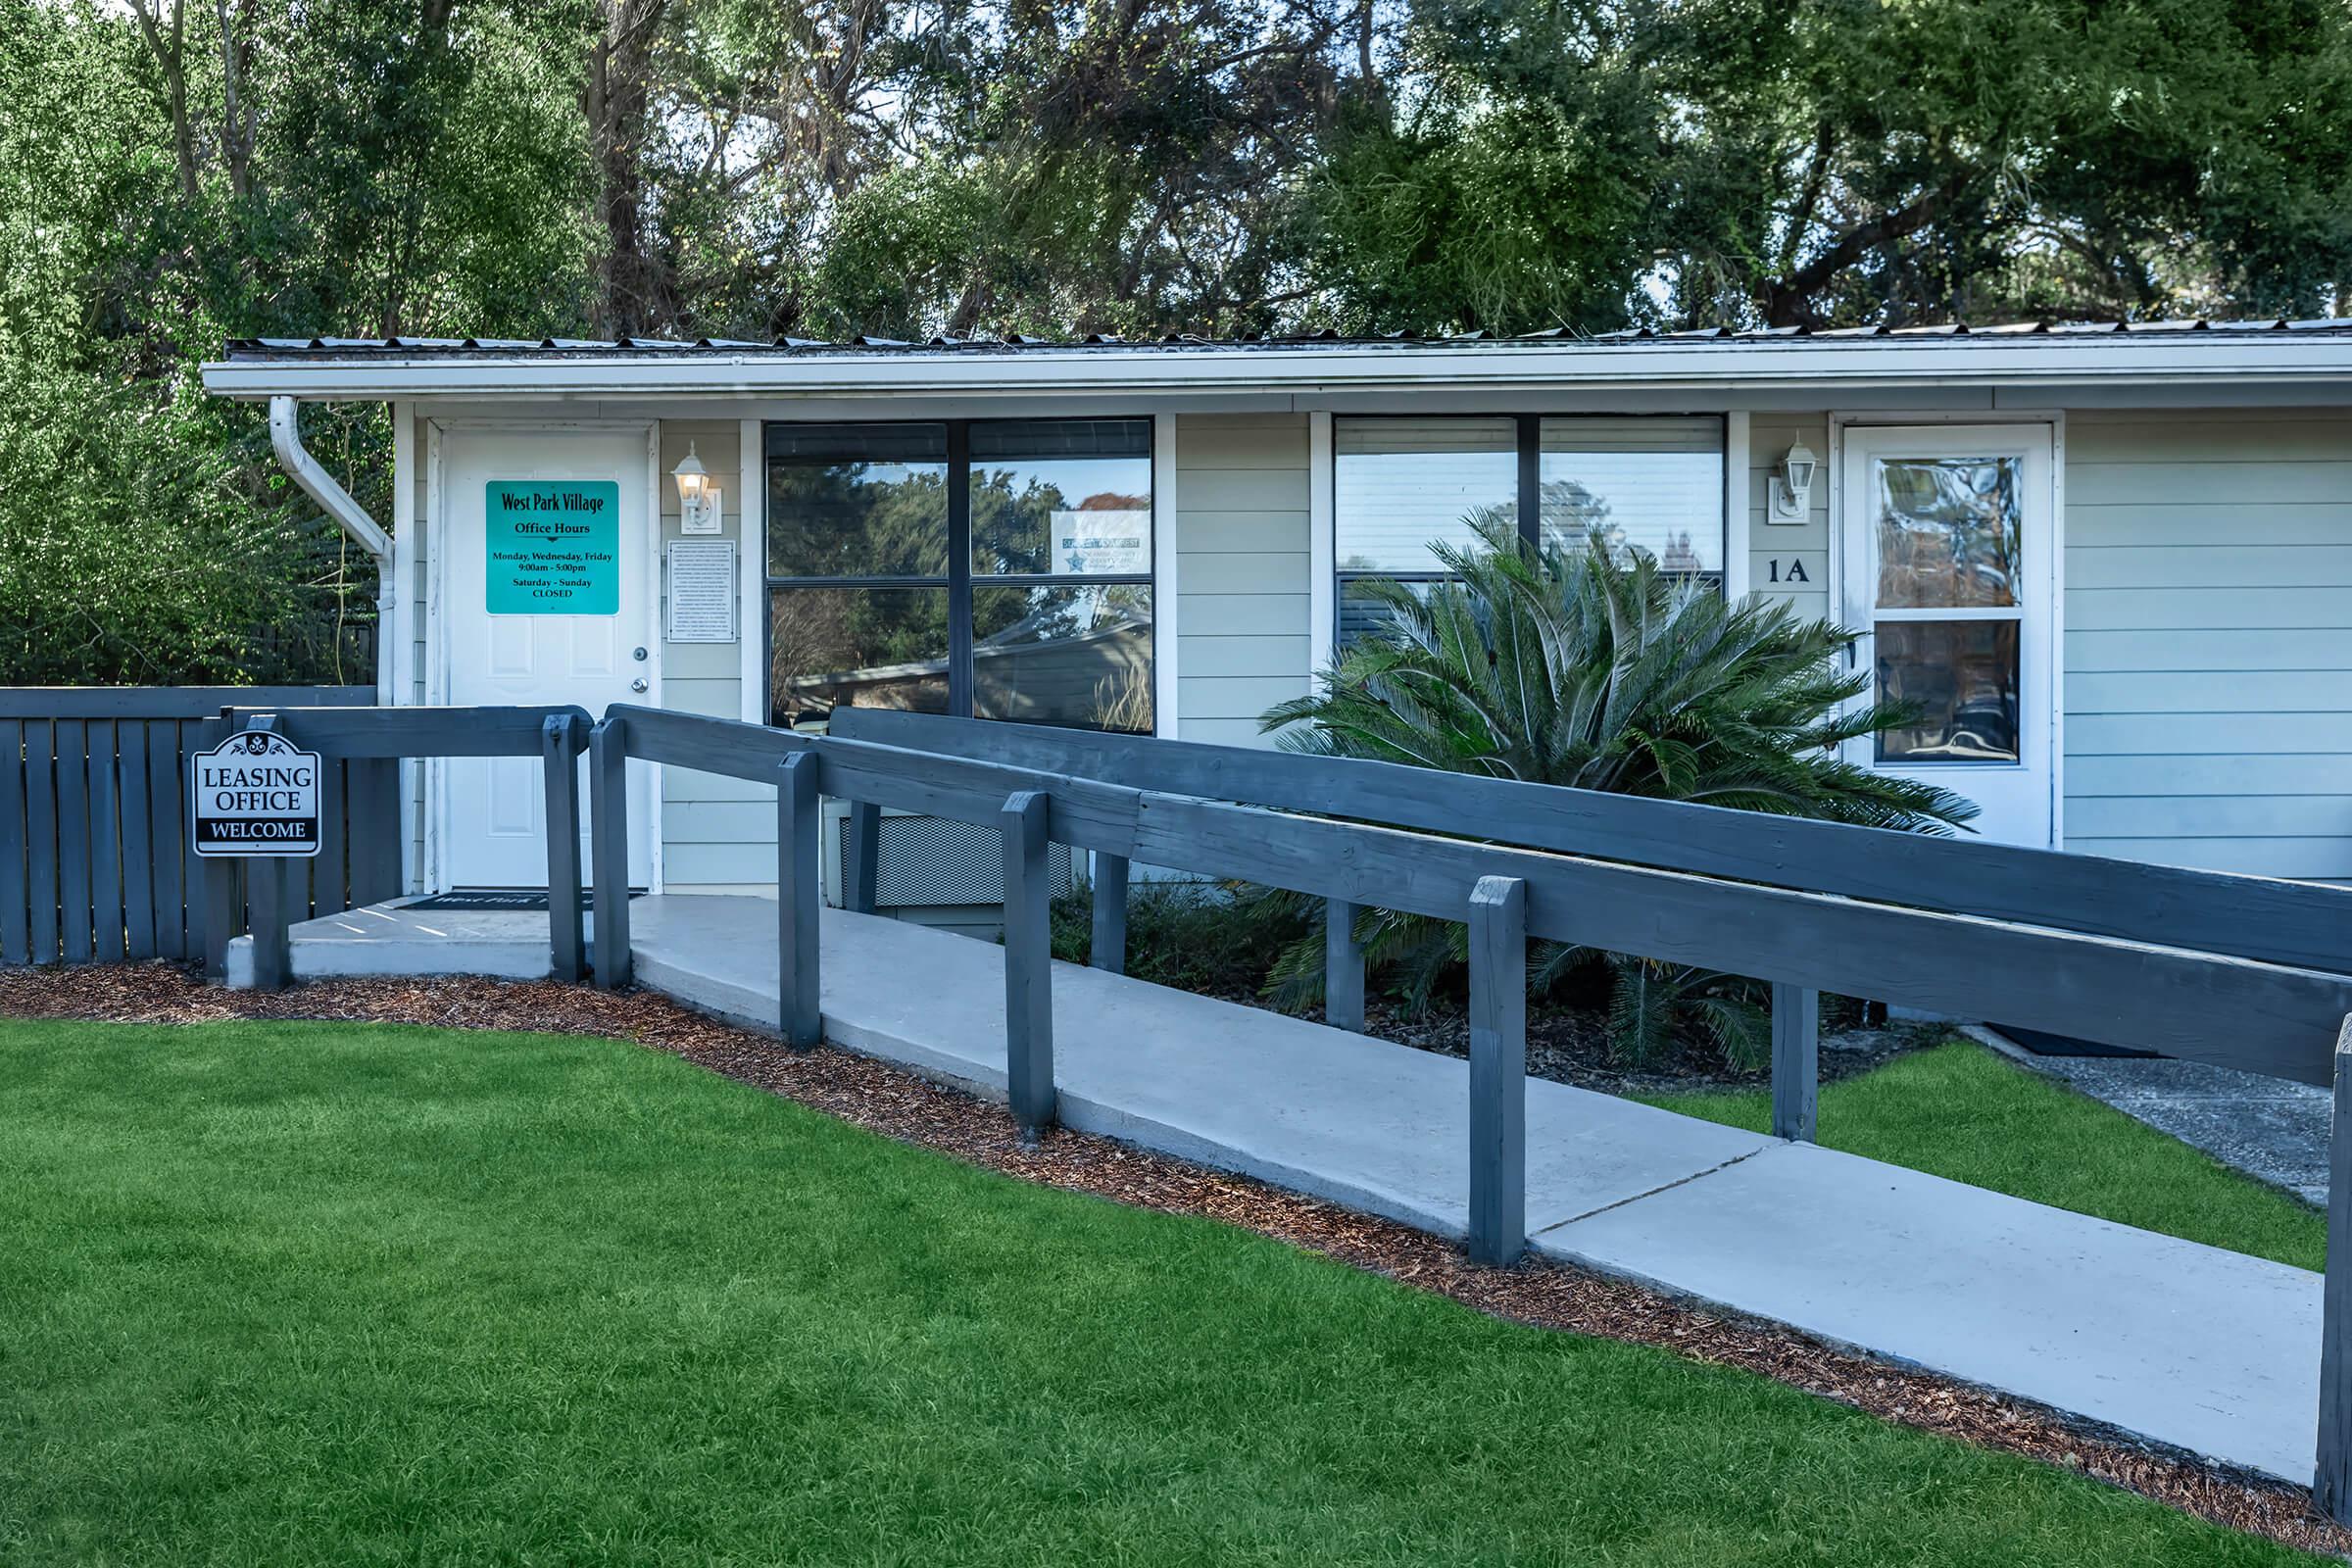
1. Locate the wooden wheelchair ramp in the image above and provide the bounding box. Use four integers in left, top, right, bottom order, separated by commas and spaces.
621, 892, 2322, 1489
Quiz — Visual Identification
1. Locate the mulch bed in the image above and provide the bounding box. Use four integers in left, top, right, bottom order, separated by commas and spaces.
5, 960, 2346, 1560
1362, 1000, 1933, 1096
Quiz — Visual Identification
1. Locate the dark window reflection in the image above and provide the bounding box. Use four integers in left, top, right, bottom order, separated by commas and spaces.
768, 587, 951, 728
972, 585, 1153, 732
1876, 619, 2020, 762
767, 423, 949, 579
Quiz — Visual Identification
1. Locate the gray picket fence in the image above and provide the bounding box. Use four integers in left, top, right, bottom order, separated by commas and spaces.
0, 688, 394, 966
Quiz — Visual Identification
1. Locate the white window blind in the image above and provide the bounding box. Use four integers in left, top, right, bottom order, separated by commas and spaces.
1539, 416, 1724, 573
1333, 416, 1516, 573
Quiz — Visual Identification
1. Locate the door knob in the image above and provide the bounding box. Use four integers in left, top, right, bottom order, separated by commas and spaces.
630, 677, 649, 693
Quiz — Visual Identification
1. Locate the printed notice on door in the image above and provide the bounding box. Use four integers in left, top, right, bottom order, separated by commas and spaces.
485, 480, 619, 613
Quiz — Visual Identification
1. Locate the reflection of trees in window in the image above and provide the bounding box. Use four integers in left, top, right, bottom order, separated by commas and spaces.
1874, 459, 2020, 609
972, 472, 1151, 575
767, 462, 948, 578
764, 419, 1153, 731
768, 587, 951, 725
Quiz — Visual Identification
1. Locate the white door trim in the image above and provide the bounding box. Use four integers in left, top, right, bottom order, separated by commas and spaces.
738, 416, 764, 724
424, 417, 663, 891
1722, 410, 1751, 600
1830, 416, 2064, 848
1152, 413, 1180, 737
1306, 410, 1335, 690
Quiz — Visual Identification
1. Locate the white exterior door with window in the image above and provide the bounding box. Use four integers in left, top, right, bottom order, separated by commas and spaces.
435, 425, 656, 889
1837, 424, 2056, 848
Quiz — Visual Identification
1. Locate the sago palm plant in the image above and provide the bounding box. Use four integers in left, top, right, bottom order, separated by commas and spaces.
1257, 521, 1976, 1066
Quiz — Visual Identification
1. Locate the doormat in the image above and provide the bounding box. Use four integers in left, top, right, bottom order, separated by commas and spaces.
404, 888, 639, 912
1990, 1024, 2161, 1060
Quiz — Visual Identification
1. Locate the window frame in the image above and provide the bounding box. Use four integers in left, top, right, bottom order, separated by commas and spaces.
762, 417, 1156, 730
1331, 412, 1729, 648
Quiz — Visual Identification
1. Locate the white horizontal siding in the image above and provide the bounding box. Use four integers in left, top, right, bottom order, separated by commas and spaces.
656, 420, 762, 886
1174, 415, 1311, 743
2067, 628, 2352, 670
2068, 838, 2352, 879
1747, 415, 1831, 624
2062, 408, 2352, 878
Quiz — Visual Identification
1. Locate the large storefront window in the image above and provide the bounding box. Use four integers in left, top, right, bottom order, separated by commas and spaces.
1334, 415, 1725, 646
766, 419, 1152, 732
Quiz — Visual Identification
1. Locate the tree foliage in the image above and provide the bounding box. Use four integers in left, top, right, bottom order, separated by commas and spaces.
5, 0, 2350, 681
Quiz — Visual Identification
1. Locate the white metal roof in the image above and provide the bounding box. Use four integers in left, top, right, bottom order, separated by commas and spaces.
201, 318, 2352, 401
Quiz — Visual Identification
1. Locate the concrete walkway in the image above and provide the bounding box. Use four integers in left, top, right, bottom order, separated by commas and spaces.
239, 892, 2327, 1486
629, 895, 2323, 1488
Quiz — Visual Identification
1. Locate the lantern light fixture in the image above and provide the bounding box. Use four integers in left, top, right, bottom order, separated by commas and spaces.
671, 441, 722, 534
1769, 438, 1818, 522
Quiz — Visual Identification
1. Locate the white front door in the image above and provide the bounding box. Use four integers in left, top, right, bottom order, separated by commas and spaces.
436, 425, 656, 889
1838, 424, 2056, 848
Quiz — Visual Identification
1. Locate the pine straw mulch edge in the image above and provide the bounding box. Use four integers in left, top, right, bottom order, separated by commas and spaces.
4, 961, 2345, 1561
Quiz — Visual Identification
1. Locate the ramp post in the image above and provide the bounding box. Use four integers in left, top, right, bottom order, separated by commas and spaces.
239, 713, 291, 992
845, 801, 880, 914
1001, 790, 1055, 1133
1771, 983, 1820, 1143
587, 716, 632, 988
198, 710, 238, 978
776, 752, 821, 1048
247, 858, 291, 992
1467, 875, 1527, 1266
1090, 852, 1128, 973
2317, 1016, 2352, 1520
1326, 897, 1366, 1032
541, 714, 584, 983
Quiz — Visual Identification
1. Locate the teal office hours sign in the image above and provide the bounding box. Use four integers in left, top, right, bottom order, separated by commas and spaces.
485, 480, 620, 613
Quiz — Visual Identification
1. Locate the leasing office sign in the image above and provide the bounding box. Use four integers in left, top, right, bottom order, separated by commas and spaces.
190, 731, 321, 858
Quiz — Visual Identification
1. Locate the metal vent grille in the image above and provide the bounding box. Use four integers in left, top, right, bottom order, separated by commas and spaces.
840, 812, 1074, 908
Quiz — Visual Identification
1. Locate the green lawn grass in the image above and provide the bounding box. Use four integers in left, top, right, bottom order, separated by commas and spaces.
0, 1019, 2318, 1566
1647, 1040, 2326, 1271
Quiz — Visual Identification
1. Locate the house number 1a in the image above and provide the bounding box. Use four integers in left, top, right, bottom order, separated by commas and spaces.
1768, 558, 1811, 584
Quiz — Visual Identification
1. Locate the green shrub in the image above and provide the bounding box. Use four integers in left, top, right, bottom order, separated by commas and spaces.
1053, 877, 1314, 1000
1257, 523, 1975, 1067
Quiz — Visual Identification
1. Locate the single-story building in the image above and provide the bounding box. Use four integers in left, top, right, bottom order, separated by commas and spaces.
203, 321, 2352, 906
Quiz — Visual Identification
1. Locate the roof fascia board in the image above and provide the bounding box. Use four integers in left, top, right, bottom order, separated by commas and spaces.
200, 337, 2352, 402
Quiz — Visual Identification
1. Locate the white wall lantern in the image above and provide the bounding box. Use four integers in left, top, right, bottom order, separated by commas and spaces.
1769, 438, 1817, 523
671, 441, 723, 535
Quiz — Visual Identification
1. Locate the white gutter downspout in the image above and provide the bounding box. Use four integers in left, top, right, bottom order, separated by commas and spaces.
269, 396, 396, 707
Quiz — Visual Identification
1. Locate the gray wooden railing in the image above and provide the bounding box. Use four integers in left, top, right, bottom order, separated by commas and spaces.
593, 700, 2352, 1519
827, 708, 2352, 1127
0, 687, 384, 967
214, 705, 595, 986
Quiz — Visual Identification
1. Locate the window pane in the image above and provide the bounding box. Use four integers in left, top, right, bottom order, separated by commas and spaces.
1874, 457, 2021, 609
1539, 419, 1723, 573
970, 420, 1152, 577
767, 423, 949, 578
972, 584, 1153, 732
1875, 619, 2020, 762
768, 586, 950, 728
1338, 576, 1437, 651
1334, 417, 1517, 573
